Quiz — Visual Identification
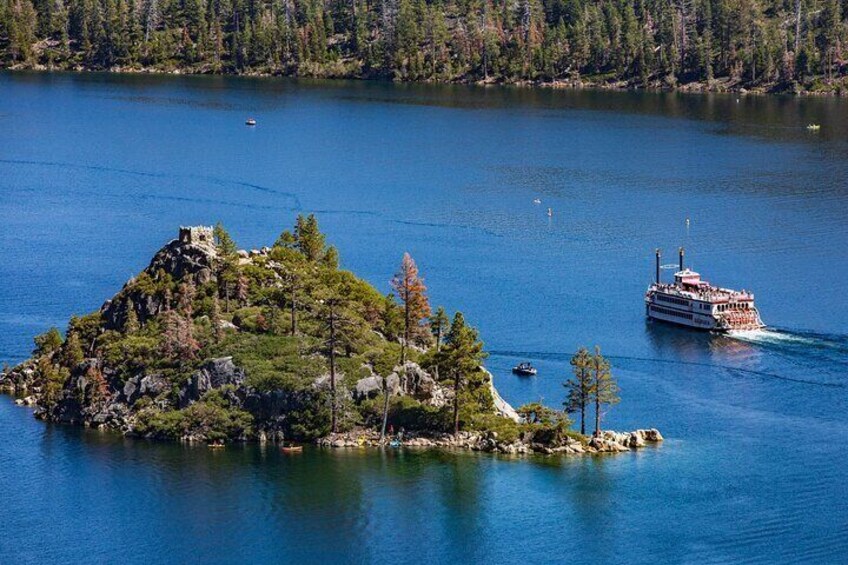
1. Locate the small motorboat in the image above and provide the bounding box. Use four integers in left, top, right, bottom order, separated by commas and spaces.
806, 124, 821, 131
281, 443, 303, 453
512, 362, 537, 376
533, 198, 542, 205
208, 441, 225, 449
245, 118, 257, 126
546, 207, 553, 217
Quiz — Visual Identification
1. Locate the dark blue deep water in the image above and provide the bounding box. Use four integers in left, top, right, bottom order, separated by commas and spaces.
1, 72, 847, 563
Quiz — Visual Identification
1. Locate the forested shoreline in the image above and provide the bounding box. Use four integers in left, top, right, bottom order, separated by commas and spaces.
0, 0, 846, 93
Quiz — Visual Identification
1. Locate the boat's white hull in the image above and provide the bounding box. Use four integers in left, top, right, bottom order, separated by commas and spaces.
645, 301, 765, 332
646, 303, 719, 331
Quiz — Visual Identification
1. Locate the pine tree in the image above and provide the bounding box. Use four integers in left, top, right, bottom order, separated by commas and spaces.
211, 294, 223, 343
281, 265, 304, 336
317, 277, 371, 433
430, 305, 449, 379
178, 279, 197, 316
124, 298, 140, 333
589, 346, 619, 436
390, 252, 431, 363
214, 222, 238, 257
33, 327, 63, 357
61, 331, 85, 368
86, 365, 110, 405
564, 346, 593, 435
235, 273, 249, 307
322, 245, 339, 269
8, 0, 38, 63
161, 310, 199, 364
431, 306, 448, 349
38, 357, 69, 411
294, 214, 326, 261
436, 312, 487, 435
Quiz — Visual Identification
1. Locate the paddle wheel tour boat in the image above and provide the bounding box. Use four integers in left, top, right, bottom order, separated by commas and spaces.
645, 248, 764, 332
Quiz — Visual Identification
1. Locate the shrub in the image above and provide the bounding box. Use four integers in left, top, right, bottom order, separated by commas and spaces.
135, 402, 253, 441
33, 327, 63, 357
470, 413, 522, 443
387, 396, 451, 432
216, 333, 325, 393
231, 307, 264, 332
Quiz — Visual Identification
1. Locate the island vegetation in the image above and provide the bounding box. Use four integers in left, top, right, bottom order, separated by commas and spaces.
0, 216, 661, 454
0, 0, 845, 94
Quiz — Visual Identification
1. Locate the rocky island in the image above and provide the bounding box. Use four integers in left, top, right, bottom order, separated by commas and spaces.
1, 217, 661, 455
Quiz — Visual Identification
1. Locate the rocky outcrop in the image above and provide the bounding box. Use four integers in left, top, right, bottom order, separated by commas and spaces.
318, 427, 663, 455
0, 363, 37, 395
347, 362, 451, 407
391, 362, 450, 407
483, 369, 521, 423
590, 429, 664, 450
178, 357, 245, 408
354, 373, 401, 400
102, 236, 218, 330
146, 237, 218, 286
122, 373, 170, 405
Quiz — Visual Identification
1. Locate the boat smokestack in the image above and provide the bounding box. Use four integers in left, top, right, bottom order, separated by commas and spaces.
656, 249, 661, 284
679, 247, 685, 272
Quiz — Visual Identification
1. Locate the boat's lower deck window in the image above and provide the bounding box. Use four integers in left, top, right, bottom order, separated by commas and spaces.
650, 306, 694, 321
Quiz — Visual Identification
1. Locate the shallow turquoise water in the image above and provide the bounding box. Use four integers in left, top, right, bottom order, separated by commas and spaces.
1, 72, 847, 563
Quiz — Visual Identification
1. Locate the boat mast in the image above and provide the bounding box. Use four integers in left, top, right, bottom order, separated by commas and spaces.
655, 248, 661, 284
679, 247, 685, 272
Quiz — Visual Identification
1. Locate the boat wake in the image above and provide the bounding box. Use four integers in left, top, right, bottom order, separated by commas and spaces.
728, 327, 848, 357
489, 343, 846, 388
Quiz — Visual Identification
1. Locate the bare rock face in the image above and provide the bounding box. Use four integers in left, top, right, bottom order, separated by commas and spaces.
589, 435, 631, 452
588, 429, 665, 452
146, 238, 217, 285
0, 362, 37, 395
484, 369, 521, 423
122, 373, 170, 405
178, 357, 245, 408
354, 374, 401, 401
391, 362, 448, 407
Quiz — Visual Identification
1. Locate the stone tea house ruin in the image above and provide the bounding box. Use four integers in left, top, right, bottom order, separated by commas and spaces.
178, 226, 215, 252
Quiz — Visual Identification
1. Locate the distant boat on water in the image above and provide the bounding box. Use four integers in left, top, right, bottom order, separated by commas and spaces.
512, 362, 537, 376
533, 198, 541, 204
806, 124, 820, 131
546, 207, 553, 217
246, 118, 257, 126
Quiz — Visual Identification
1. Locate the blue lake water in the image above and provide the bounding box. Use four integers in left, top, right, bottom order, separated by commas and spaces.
1, 71, 847, 563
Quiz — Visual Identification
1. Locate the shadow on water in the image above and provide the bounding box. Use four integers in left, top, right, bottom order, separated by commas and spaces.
5, 71, 848, 147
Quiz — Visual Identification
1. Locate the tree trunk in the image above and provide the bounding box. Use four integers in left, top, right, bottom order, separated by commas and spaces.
290, 288, 297, 336
380, 376, 390, 442
580, 399, 585, 436
594, 388, 601, 437
453, 372, 460, 435
329, 309, 337, 434
401, 297, 409, 364
434, 326, 441, 380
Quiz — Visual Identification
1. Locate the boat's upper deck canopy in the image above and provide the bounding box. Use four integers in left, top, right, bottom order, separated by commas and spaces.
651, 269, 755, 304
674, 269, 703, 286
